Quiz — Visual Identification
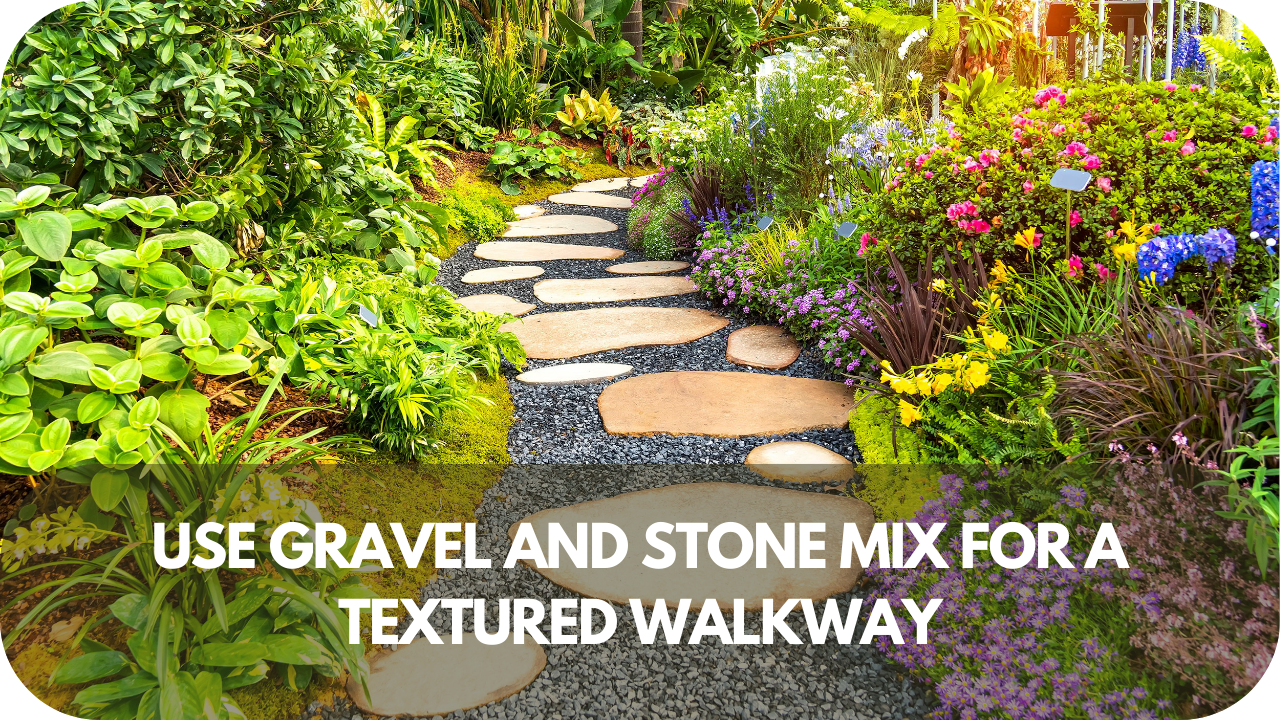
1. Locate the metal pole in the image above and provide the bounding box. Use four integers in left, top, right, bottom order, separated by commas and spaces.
1209, 8, 1219, 90
1165, 0, 1175, 81
931, 0, 939, 120
1145, 0, 1154, 81
1097, 0, 1106, 77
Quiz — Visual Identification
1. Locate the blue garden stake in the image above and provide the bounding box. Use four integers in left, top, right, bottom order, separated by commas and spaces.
355, 303, 378, 328
1050, 168, 1092, 258
756, 216, 775, 232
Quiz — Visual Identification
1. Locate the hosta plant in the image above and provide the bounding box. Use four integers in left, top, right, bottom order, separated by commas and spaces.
485, 129, 586, 195
556, 89, 622, 139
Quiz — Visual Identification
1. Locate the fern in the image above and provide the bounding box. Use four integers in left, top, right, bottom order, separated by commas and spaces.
1199, 27, 1278, 108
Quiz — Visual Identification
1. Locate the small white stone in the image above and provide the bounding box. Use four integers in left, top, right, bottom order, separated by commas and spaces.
516, 363, 634, 385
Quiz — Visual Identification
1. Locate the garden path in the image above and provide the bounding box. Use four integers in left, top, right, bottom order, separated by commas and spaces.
330, 182, 936, 720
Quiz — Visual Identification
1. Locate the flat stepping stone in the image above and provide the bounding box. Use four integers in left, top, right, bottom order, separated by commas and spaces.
503, 214, 618, 237
548, 191, 633, 209
598, 371, 855, 437
606, 260, 689, 275
745, 441, 855, 483
475, 240, 623, 262
512, 204, 545, 219
533, 276, 696, 304
630, 174, 655, 187
457, 294, 535, 316
726, 325, 802, 370
508, 482, 875, 611
502, 307, 728, 359
516, 362, 634, 385
347, 634, 545, 717
461, 266, 544, 284
571, 177, 630, 191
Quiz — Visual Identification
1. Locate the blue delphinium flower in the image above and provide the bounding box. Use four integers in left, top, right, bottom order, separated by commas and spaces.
1137, 233, 1201, 285
1172, 21, 1206, 73
1251, 160, 1278, 253
1199, 228, 1237, 267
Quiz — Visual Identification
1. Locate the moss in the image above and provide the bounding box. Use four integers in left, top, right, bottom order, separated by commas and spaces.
9, 642, 78, 712
227, 675, 342, 720
418, 373, 514, 465
848, 393, 941, 522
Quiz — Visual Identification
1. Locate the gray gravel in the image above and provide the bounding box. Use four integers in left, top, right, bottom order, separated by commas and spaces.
312, 187, 936, 720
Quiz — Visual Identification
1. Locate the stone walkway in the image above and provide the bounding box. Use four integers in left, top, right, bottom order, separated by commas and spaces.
338, 180, 935, 720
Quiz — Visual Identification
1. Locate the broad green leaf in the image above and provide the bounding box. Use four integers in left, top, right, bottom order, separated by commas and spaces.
131, 396, 160, 428
0, 410, 32, 441
0, 433, 39, 468
196, 353, 251, 376
230, 285, 279, 303
193, 642, 267, 667
78, 391, 117, 423
140, 352, 188, 382
110, 594, 148, 629
158, 388, 209, 443
204, 309, 249, 349
91, 469, 131, 512
77, 342, 131, 366
51, 651, 129, 685
140, 261, 188, 290
71, 671, 157, 705
181, 201, 219, 222
29, 351, 93, 384
17, 211, 72, 261
0, 325, 48, 367
0, 373, 29, 395
261, 635, 333, 667
116, 425, 150, 452
191, 235, 232, 270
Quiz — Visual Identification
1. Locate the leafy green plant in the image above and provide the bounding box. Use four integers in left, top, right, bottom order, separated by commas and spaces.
556, 89, 623, 139
351, 92, 455, 192
0, 172, 282, 491
484, 129, 586, 195
956, 0, 1015, 69
1199, 25, 1278, 109
1201, 436, 1279, 578
943, 67, 1015, 113
443, 190, 514, 242
1, 371, 372, 720
647, 0, 764, 72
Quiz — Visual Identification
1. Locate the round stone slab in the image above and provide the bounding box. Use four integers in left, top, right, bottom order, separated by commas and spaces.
512, 204, 545, 219
516, 362, 634, 385
508, 482, 876, 611
457, 293, 535, 316
347, 634, 546, 717
606, 260, 690, 275
548, 191, 633, 209
726, 325, 802, 370
571, 177, 630, 192
533, 276, 696, 304
598, 371, 856, 437
503, 215, 618, 237
502, 307, 728, 359
745, 441, 855, 483
475, 240, 624, 262
461, 266, 544, 284
630, 174, 655, 187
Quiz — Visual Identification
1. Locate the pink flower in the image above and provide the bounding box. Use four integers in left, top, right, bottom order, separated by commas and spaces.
946, 200, 979, 221
1051, 124, 1067, 136
1098, 177, 1112, 192
1190, 84, 1201, 92
1082, 154, 1102, 170
1242, 125, 1258, 138
1106, 229, 1115, 237
1164, 82, 1178, 92
1021, 148, 1032, 157
948, 128, 962, 140
958, 218, 992, 234
1152, 223, 1162, 232
963, 157, 982, 172
1160, 129, 1178, 142
1066, 255, 1084, 278
1023, 180, 1035, 193
1070, 210, 1083, 228
1060, 141, 1090, 157
1180, 141, 1196, 156
1033, 86, 1067, 107
1262, 126, 1278, 144
1012, 128, 1024, 142
978, 149, 1000, 167
923, 171, 934, 178
1095, 263, 1116, 281
858, 232, 877, 256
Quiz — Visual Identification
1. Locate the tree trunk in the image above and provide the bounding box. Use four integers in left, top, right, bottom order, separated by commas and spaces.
665, 0, 688, 69
623, 0, 644, 73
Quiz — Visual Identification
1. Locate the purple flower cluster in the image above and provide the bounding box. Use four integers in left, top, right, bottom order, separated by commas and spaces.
866, 476, 1174, 720
1251, 160, 1278, 253
1135, 229, 1236, 285
1172, 22, 1206, 73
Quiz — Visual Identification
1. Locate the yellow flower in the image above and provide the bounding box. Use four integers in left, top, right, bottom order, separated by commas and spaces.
1112, 243, 1137, 264
890, 376, 918, 395
932, 372, 954, 393
915, 375, 934, 396
899, 399, 923, 426
982, 328, 1010, 353
1013, 227, 1041, 258
930, 278, 949, 293
989, 259, 1010, 288
962, 361, 991, 391
880, 370, 894, 384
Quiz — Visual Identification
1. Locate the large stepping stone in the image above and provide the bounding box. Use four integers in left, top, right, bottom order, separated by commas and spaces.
461, 266, 544, 284
571, 177, 630, 192
533, 276, 696, 304
504, 215, 618, 237
745, 441, 855, 483
548, 191, 633, 209
347, 634, 545, 717
630, 174, 655, 187
508, 482, 876, 611
598, 371, 855, 437
512, 204, 545, 219
516, 362, 634, 385
475, 240, 624, 262
606, 260, 689, 275
457, 293, 535, 316
726, 325, 802, 370
502, 307, 728, 359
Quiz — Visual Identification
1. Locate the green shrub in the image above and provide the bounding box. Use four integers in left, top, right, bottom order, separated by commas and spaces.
848, 392, 928, 464
627, 174, 688, 260
443, 190, 514, 242
858, 82, 1275, 301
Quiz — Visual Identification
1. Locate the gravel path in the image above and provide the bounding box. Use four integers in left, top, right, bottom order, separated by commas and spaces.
315, 185, 937, 720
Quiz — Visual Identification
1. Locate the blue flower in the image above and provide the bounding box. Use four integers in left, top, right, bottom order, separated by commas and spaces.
1251, 160, 1278, 253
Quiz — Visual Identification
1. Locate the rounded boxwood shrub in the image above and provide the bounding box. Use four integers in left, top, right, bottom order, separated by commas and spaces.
858, 82, 1276, 300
